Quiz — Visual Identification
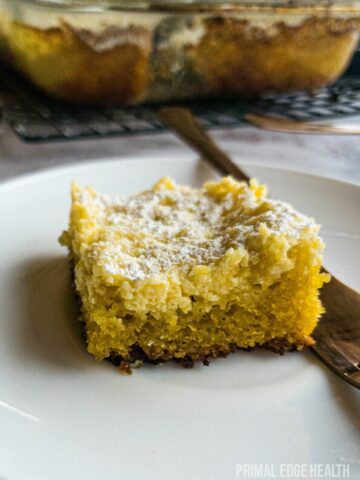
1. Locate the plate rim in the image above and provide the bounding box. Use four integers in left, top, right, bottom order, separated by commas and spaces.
1, 154, 360, 194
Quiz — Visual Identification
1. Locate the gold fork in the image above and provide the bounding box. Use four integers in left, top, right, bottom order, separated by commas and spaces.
159, 107, 360, 390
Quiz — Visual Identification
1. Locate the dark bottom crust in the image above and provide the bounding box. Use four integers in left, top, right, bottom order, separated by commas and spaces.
70, 259, 302, 374
107, 339, 298, 374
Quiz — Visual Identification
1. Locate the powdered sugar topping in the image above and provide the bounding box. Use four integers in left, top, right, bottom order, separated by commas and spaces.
80, 178, 316, 281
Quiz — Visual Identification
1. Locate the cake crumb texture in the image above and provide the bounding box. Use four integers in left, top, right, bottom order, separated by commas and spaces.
60, 176, 329, 367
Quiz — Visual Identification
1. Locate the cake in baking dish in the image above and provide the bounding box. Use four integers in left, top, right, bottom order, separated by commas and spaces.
60, 176, 329, 371
0, 8, 358, 105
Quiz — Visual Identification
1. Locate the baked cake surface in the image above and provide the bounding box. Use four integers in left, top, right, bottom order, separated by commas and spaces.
0, 11, 358, 104
60, 177, 329, 370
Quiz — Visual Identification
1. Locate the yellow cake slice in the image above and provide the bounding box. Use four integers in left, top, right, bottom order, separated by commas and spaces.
60, 176, 329, 371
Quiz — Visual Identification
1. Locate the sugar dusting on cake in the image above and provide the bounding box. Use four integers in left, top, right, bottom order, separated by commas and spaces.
75, 177, 317, 281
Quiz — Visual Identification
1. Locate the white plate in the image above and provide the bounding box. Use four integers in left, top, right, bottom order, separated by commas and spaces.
0, 156, 359, 480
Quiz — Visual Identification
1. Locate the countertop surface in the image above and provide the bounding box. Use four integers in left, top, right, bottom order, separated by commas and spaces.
0, 119, 360, 184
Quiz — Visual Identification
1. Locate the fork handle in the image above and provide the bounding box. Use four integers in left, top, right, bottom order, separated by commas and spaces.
158, 107, 250, 182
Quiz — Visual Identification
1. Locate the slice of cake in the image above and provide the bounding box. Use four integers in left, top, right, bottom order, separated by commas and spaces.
60, 176, 329, 371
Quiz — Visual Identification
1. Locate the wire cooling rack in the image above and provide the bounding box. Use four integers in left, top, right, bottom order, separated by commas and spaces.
1, 62, 360, 143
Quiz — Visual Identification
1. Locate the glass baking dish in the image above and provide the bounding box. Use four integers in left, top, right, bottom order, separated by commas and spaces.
0, 0, 359, 105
